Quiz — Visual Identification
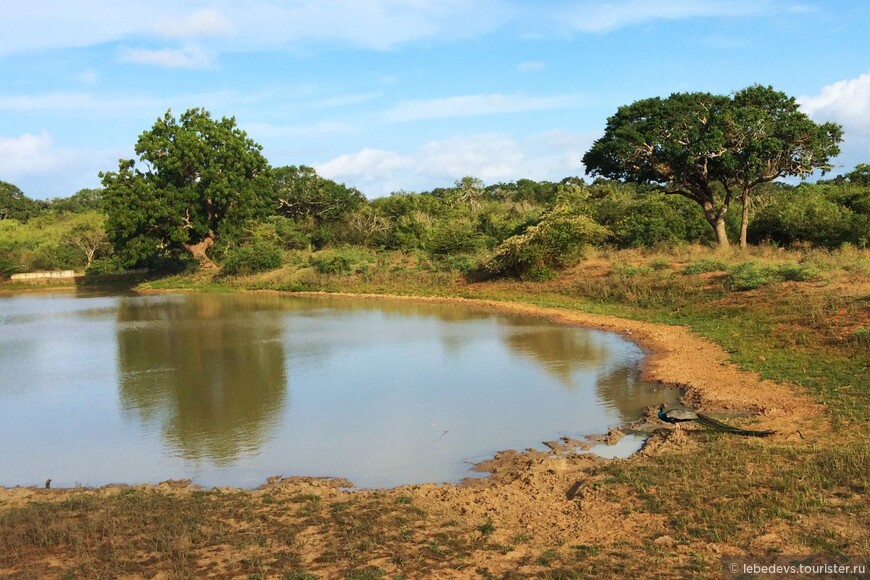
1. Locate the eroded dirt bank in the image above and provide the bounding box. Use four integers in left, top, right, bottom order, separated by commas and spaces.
0, 293, 828, 578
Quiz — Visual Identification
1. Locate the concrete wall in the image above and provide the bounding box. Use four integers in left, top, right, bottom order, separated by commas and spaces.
10, 270, 77, 280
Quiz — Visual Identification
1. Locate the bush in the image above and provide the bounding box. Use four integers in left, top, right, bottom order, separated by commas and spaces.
683, 258, 729, 275
220, 241, 284, 276
427, 219, 484, 256
483, 208, 608, 279
589, 192, 710, 248
0, 254, 18, 278
726, 260, 822, 291
308, 247, 375, 275
776, 262, 821, 282
85, 256, 125, 276
726, 261, 776, 291
748, 189, 867, 248
311, 253, 353, 275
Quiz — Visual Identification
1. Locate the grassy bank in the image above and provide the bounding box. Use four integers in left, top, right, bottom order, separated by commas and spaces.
2, 245, 868, 578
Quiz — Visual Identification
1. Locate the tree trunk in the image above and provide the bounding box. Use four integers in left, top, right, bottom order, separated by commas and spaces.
703, 202, 730, 249
739, 190, 750, 249
183, 235, 217, 269
713, 219, 730, 250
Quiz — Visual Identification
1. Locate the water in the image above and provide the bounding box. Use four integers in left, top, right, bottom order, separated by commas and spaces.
0, 291, 677, 489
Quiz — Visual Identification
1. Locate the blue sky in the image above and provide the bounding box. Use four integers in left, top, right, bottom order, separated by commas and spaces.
1, 0, 869, 199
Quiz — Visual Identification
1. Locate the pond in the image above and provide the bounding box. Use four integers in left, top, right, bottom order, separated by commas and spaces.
0, 291, 677, 489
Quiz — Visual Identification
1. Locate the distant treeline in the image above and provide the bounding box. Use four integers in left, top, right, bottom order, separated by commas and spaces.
1, 164, 868, 280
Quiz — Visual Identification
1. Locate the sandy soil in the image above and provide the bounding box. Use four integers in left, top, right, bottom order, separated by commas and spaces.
0, 292, 826, 577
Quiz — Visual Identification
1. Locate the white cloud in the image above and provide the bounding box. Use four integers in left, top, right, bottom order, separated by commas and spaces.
0, 132, 78, 176
798, 71, 870, 175
0, 132, 125, 197
155, 8, 233, 39
799, 71, 870, 134
119, 45, 216, 69
316, 131, 595, 197
383, 93, 584, 122
0, 0, 509, 57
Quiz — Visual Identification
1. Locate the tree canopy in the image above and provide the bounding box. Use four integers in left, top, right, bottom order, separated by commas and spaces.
101, 108, 271, 267
0, 181, 43, 222
271, 165, 364, 223
582, 85, 842, 248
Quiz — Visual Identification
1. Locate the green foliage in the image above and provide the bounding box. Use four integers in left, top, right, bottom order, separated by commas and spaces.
0, 181, 43, 222
308, 247, 376, 276
85, 256, 125, 276
749, 186, 869, 248
101, 108, 272, 267
240, 217, 310, 251
682, 258, 728, 275
483, 207, 609, 280
726, 260, 822, 291
311, 253, 353, 275
587, 187, 710, 247
220, 241, 284, 276
0, 254, 18, 277
272, 165, 364, 220
726, 261, 780, 291
427, 218, 483, 256
0, 211, 112, 273
46, 188, 103, 214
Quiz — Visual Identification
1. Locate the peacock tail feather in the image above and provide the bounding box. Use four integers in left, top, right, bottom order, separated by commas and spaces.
695, 413, 776, 437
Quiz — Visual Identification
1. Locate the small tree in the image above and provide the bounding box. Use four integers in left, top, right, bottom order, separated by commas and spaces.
721, 85, 842, 247
63, 212, 110, 267
101, 108, 271, 268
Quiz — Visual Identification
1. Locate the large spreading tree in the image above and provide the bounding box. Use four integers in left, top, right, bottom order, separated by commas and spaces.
582, 85, 842, 248
101, 108, 271, 268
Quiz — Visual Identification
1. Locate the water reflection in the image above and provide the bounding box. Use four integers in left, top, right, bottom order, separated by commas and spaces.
0, 291, 679, 488
595, 365, 678, 420
116, 295, 287, 464
503, 325, 610, 385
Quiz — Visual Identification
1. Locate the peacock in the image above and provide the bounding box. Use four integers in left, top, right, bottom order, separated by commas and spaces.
657, 404, 775, 437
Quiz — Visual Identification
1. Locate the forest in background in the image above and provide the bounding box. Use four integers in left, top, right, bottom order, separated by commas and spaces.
1, 164, 868, 280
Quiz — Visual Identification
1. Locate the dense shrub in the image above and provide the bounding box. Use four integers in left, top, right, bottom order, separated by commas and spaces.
683, 258, 729, 275
588, 192, 710, 248
85, 256, 126, 276
748, 189, 868, 248
427, 219, 484, 256
0, 254, 18, 277
483, 208, 608, 280
220, 241, 284, 276
726, 260, 822, 291
311, 253, 353, 275
308, 247, 376, 275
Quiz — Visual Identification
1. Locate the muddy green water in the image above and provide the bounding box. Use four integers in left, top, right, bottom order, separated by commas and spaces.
0, 291, 677, 488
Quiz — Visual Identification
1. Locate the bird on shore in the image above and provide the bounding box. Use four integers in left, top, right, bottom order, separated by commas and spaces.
657, 404, 775, 437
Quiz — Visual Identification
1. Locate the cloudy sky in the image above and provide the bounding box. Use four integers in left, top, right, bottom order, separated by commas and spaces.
1, 0, 868, 199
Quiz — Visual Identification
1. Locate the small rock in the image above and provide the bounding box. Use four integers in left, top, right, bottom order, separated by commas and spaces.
653, 535, 677, 547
